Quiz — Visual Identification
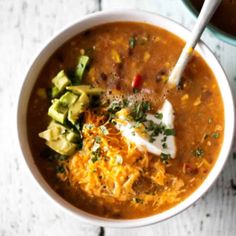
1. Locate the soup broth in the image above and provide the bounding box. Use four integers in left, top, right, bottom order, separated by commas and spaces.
27, 22, 224, 219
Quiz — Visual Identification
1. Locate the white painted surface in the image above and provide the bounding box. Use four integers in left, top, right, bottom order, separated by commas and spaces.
0, 0, 236, 235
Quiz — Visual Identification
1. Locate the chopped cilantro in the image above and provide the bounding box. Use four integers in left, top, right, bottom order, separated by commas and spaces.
56, 165, 65, 173
131, 101, 151, 122
84, 123, 94, 130
164, 128, 176, 136
145, 120, 165, 137
160, 153, 171, 164
91, 156, 98, 163
212, 132, 219, 139
95, 136, 101, 143
161, 136, 167, 142
122, 99, 129, 107
108, 101, 123, 113
91, 148, 101, 163
132, 122, 142, 129
149, 136, 156, 143
100, 125, 109, 135
193, 148, 204, 157
162, 143, 167, 149
129, 36, 136, 49
155, 112, 163, 119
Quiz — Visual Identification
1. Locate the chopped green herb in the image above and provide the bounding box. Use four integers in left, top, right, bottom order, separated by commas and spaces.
133, 122, 142, 129
100, 125, 109, 135
212, 132, 220, 139
162, 143, 167, 149
161, 136, 167, 142
160, 153, 171, 164
91, 155, 98, 163
129, 36, 136, 49
193, 148, 204, 157
91, 147, 101, 163
164, 128, 176, 136
95, 136, 101, 143
149, 136, 156, 143
108, 101, 123, 113
122, 99, 129, 107
145, 120, 166, 138
131, 101, 151, 122
56, 165, 65, 173
155, 112, 163, 119
84, 123, 94, 130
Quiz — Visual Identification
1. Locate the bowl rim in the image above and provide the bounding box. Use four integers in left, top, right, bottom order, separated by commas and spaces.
17, 9, 235, 228
181, 0, 236, 46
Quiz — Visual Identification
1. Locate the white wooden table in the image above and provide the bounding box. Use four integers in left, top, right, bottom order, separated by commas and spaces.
0, 0, 236, 235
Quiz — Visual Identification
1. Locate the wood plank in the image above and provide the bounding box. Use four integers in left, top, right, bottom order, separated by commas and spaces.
0, 0, 100, 235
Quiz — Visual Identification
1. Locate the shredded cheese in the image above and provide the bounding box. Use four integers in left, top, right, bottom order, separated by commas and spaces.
58, 109, 184, 207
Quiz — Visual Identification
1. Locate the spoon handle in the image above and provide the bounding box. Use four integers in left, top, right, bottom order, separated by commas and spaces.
168, 0, 222, 87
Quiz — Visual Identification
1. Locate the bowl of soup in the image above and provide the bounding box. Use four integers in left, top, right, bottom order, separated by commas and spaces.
182, 0, 236, 46
17, 10, 235, 227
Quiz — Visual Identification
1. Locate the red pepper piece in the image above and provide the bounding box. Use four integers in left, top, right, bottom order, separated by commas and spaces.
132, 74, 142, 89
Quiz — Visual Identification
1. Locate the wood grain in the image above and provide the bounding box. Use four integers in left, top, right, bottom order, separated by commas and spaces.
0, 0, 235, 235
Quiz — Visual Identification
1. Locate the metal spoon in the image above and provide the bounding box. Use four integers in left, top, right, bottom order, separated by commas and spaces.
168, 0, 222, 88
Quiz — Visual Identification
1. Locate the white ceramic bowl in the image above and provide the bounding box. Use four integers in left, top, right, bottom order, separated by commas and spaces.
17, 10, 235, 228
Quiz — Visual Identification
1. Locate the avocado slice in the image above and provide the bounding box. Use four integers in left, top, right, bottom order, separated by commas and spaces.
75, 55, 90, 82
52, 70, 71, 92
38, 126, 62, 141
39, 121, 80, 155
59, 91, 78, 106
66, 132, 80, 143
68, 93, 89, 125
39, 121, 66, 141
51, 86, 60, 98
46, 138, 77, 156
66, 85, 104, 96
48, 99, 68, 124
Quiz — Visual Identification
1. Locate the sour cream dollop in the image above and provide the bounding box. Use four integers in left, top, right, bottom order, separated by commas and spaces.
115, 100, 176, 158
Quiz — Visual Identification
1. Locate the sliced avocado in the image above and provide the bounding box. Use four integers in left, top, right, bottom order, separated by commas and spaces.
52, 70, 71, 92
47, 120, 65, 129
66, 131, 80, 143
48, 99, 68, 124
51, 86, 60, 98
39, 126, 62, 141
59, 92, 78, 106
39, 121, 66, 141
75, 55, 90, 82
46, 138, 77, 156
68, 93, 89, 125
66, 85, 104, 96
